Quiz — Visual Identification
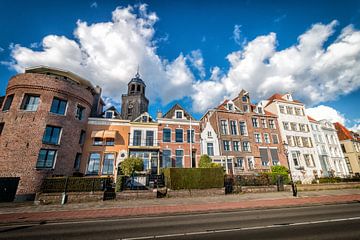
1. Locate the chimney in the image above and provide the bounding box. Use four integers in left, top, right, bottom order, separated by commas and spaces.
157, 110, 163, 119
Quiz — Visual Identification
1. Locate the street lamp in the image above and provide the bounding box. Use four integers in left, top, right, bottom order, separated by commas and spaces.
283, 141, 297, 197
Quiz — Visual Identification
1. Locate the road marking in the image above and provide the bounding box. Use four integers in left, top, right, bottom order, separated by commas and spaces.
119, 216, 360, 240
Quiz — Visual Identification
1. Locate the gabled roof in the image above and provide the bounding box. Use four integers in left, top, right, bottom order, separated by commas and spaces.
265, 93, 303, 107
334, 122, 354, 141
162, 103, 196, 120
307, 115, 318, 123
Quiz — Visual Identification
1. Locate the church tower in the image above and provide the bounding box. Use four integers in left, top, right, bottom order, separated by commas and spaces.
121, 71, 149, 121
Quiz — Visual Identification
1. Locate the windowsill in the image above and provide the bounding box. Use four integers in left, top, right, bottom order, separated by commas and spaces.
35, 167, 54, 171
49, 112, 66, 116
19, 109, 37, 112
2, 110, 9, 113
42, 142, 60, 146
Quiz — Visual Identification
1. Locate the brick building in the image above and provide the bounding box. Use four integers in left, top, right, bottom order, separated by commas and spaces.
0, 66, 103, 200
201, 90, 287, 174
157, 104, 201, 169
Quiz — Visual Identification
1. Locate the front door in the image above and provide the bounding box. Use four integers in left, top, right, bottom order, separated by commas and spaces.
192, 151, 196, 168
151, 154, 158, 174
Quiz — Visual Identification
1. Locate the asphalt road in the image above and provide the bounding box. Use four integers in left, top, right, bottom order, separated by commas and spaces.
1, 203, 360, 240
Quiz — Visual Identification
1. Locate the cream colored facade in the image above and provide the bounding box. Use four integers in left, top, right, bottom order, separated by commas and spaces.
340, 139, 360, 176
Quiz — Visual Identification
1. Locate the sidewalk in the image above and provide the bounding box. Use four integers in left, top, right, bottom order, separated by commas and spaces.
1, 189, 359, 225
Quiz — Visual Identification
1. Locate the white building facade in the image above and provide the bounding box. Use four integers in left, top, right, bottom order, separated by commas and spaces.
262, 93, 322, 183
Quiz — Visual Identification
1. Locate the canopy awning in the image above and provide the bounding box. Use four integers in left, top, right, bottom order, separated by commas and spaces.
103, 130, 116, 139
91, 130, 104, 138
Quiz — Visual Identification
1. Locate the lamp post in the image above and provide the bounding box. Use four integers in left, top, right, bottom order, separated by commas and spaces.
283, 141, 297, 197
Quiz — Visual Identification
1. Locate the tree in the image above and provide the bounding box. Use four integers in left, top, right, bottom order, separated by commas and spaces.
120, 157, 144, 176
198, 154, 221, 168
271, 165, 289, 174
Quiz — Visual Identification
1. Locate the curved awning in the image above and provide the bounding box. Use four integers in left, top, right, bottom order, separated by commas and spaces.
103, 130, 116, 139
91, 130, 104, 138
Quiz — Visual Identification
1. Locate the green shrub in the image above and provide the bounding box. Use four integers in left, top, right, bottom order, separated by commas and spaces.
115, 175, 125, 192
120, 157, 144, 176
234, 173, 290, 186
198, 155, 222, 168
163, 168, 224, 190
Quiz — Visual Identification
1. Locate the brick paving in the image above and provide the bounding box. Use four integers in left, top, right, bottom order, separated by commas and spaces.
0, 189, 360, 225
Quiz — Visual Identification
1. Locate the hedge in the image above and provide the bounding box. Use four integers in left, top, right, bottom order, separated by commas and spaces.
234, 173, 290, 186
163, 168, 224, 190
318, 176, 360, 184
40, 177, 113, 193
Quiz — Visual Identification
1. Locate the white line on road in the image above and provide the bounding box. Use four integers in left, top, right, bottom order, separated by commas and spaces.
119, 216, 360, 240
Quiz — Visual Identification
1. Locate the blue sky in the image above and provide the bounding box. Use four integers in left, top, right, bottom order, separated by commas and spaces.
0, 0, 359, 130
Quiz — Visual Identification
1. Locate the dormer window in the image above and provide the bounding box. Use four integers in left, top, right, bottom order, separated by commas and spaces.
257, 107, 263, 114
227, 103, 234, 111
175, 110, 183, 119
243, 105, 249, 113
105, 111, 114, 119
242, 96, 248, 102
142, 115, 148, 122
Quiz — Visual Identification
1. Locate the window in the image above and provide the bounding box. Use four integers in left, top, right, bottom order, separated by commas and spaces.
302, 137, 310, 147
294, 136, 302, 147
87, 153, 100, 175
242, 96, 248, 102
243, 105, 249, 113
220, 120, 228, 135
102, 153, 115, 175
2, 94, 14, 111
207, 143, 214, 156
21, 94, 40, 111
146, 131, 154, 146
74, 153, 81, 171
260, 148, 269, 166
223, 140, 231, 151
133, 130, 142, 146
175, 149, 183, 167
93, 137, 103, 146
261, 119, 267, 128
207, 131, 212, 138
341, 144, 346, 153
76, 105, 85, 120
42, 126, 62, 145
294, 108, 301, 116
279, 105, 285, 114
254, 133, 262, 143
162, 150, 172, 168
291, 151, 300, 166
283, 122, 290, 130
304, 154, 315, 167
272, 134, 279, 144
175, 110, 183, 119
258, 107, 263, 114
239, 121, 248, 135
290, 122, 298, 131
163, 128, 171, 142
242, 141, 250, 152
345, 157, 353, 173
233, 141, 240, 151
0, 122, 4, 135
79, 130, 86, 145
227, 103, 234, 111
287, 135, 293, 146
299, 124, 306, 132
105, 138, 115, 146
187, 129, 195, 143
269, 119, 275, 129
270, 149, 280, 165
230, 120, 237, 135
264, 133, 270, 143
286, 106, 293, 115
252, 118, 259, 128
175, 129, 183, 142
105, 111, 114, 119
36, 149, 57, 169
235, 157, 244, 168
50, 97, 67, 115
247, 157, 254, 170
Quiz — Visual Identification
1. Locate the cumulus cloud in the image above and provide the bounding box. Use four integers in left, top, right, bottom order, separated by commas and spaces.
305, 105, 346, 124
6, 4, 195, 106
187, 50, 205, 79
192, 20, 360, 112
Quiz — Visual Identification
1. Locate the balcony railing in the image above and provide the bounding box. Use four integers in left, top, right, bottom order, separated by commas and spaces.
129, 137, 160, 147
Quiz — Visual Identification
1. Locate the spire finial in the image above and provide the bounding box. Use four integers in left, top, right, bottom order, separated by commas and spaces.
135, 65, 140, 78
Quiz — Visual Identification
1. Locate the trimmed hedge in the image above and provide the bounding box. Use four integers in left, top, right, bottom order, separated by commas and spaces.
163, 168, 224, 190
40, 177, 113, 193
234, 173, 290, 186
318, 176, 360, 184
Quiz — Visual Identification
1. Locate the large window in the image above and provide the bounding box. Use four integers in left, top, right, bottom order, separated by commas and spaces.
279, 105, 285, 114
287, 135, 293, 146
105, 138, 115, 146
223, 140, 231, 151
133, 130, 142, 146
42, 125, 62, 145
270, 149, 280, 166
176, 111, 183, 119
272, 134, 279, 144
102, 153, 115, 175
304, 154, 315, 167
74, 153, 81, 171
252, 118, 259, 128
79, 130, 86, 145
239, 121, 248, 135
261, 119, 267, 128
254, 133, 262, 143
0, 122, 4, 135
291, 151, 300, 166
162, 150, 172, 168
87, 153, 100, 175
76, 105, 85, 120
175, 129, 183, 142
2, 94, 14, 111
242, 141, 250, 152
187, 129, 195, 143
283, 122, 290, 130
163, 128, 171, 142
36, 149, 56, 169
230, 120, 237, 135
93, 137, 103, 146
268, 119, 275, 129
207, 143, 214, 156
175, 149, 183, 167
21, 94, 40, 111
146, 131, 154, 146
260, 148, 269, 166
50, 97, 67, 115
264, 133, 270, 143
286, 106, 293, 115
220, 120, 228, 135
235, 157, 244, 168
345, 157, 353, 173
233, 141, 240, 151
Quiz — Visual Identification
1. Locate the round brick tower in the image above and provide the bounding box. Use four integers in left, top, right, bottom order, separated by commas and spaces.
0, 66, 103, 200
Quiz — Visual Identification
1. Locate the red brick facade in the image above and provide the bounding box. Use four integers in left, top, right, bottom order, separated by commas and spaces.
0, 71, 101, 198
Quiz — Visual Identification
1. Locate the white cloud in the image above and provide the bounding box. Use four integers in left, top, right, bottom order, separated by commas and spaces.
233, 24, 242, 45
6, 4, 195, 107
187, 50, 205, 79
192, 20, 360, 112
90, 2, 98, 8
305, 105, 346, 124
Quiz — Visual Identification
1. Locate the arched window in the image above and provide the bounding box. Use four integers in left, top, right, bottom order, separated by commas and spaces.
131, 84, 135, 93
137, 85, 141, 92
